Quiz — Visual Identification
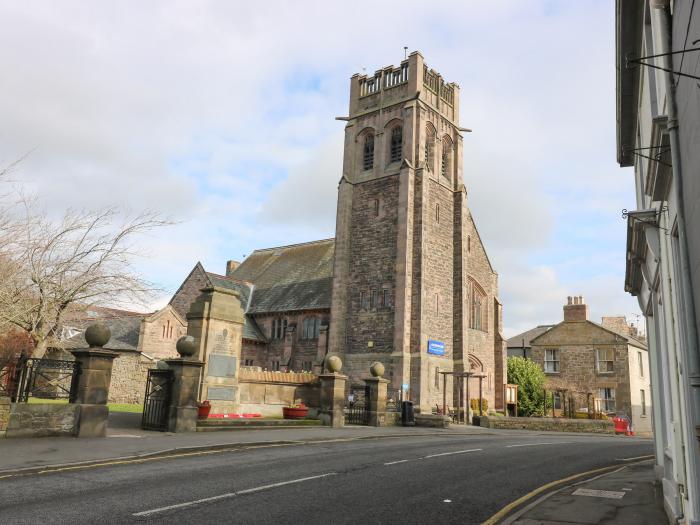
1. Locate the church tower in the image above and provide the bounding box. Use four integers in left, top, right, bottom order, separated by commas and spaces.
329, 51, 476, 412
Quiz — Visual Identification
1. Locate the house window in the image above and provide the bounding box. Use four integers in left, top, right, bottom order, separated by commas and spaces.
552, 392, 562, 410
638, 351, 644, 377
244, 359, 254, 366
598, 388, 616, 413
360, 291, 369, 310
544, 349, 560, 373
363, 134, 374, 170
373, 198, 380, 217
272, 318, 287, 339
271, 360, 281, 371
382, 289, 391, 308
302, 360, 313, 371
596, 348, 614, 373
390, 126, 403, 163
640, 389, 646, 416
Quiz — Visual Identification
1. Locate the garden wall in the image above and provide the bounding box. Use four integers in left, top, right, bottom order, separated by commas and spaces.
478, 415, 614, 434
0, 397, 10, 436
5, 403, 80, 438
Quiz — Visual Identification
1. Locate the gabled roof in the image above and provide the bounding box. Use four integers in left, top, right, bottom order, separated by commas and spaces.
61, 315, 144, 352
530, 319, 648, 350
507, 325, 554, 348
230, 239, 335, 313
468, 211, 496, 276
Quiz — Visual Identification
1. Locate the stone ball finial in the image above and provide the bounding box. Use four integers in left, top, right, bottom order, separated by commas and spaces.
325, 354, 342, 373
176, 335, 197, 357
85, 323, 111, 348
370, 361, 385, 378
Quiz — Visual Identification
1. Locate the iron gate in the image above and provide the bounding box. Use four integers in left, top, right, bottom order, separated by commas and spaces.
344, 385, 370, 425
141, 369, 173, 431
2, 357, 80, 403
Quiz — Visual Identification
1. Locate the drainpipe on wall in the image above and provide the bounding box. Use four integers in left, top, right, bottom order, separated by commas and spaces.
656, 2, 700, 518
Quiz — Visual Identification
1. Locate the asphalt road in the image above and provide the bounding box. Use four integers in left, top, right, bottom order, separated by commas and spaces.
0, 432, 653, 524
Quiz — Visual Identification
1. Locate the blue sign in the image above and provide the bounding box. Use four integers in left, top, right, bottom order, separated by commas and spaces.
428, 340, 445, 356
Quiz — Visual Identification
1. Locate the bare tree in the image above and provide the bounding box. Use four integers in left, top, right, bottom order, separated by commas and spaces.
0, 194, 171, 357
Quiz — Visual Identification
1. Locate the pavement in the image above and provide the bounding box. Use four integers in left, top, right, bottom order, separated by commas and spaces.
0, 415, 662, 524
503, 460, 666, 525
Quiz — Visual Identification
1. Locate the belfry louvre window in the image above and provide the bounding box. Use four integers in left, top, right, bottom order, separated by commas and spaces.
544, 349, 560, 373
363, 134, 374, 170
596, 348, 614, 373
425, 129, 435, 170
390, 126, 403, 163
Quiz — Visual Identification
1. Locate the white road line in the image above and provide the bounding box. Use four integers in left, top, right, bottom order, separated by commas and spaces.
423, 449, 482, 458
506, 442, 574, 448
384, 459, 410, 466
132, 472, 337, 517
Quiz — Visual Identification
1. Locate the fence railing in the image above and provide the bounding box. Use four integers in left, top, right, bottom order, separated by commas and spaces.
0, 356, 80, 403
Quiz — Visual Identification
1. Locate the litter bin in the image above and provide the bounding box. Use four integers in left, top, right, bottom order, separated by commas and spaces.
401, 401, 415, 426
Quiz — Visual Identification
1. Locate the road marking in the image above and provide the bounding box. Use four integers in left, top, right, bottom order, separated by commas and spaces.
384, 459, 410, 465
108, 434, 143, 438
572, 488, 626, 499
506, 442, 574, 448
616, 455, 654, 462
423, 449, 482, 458
132, 472, 337, 517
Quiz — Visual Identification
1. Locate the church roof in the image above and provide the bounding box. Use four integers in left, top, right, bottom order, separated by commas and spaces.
230, 238, 335, 314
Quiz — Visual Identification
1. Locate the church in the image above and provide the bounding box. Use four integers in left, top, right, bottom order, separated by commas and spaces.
170, 52, 506, 413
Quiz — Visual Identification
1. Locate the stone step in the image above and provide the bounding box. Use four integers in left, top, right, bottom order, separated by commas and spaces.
196, 418, 322, 431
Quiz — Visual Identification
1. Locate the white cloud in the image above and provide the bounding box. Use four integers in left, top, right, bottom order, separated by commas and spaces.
0, 0, 639, 332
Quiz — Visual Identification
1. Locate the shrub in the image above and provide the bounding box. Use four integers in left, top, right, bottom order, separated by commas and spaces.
507, 356, 550, 417
470, 398, 488, 412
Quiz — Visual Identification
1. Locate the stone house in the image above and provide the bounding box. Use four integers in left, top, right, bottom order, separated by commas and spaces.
527, 296, 651, 435
58, 305, 186, 404
506, 325, 554, 360
167, 52, 506, 414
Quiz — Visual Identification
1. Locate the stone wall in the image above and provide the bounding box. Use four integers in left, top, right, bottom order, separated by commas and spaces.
5, 403, 80, 438
238, 369, 320, 417
0, 397, 10, 436
108, 351, 153, 404
478, 415, 614, 434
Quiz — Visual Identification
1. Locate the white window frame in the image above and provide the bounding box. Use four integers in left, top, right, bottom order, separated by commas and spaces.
596, 348, 614, 373
598, 388, 616, 413
544, 349, 560, 373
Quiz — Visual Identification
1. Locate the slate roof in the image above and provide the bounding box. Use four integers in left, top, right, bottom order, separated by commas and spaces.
507, 325, 554, 349
230, 239, 335, 314
62, 315, 144, 352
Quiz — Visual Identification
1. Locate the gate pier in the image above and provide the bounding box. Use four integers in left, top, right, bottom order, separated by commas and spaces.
165, 336, 203, 432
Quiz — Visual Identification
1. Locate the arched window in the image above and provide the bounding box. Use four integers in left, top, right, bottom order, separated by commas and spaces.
363, 134, 374, 170
425, 126, 435, 171
441, 137, 452, 180
468, 278, 488, 331
390, 126, 403, 163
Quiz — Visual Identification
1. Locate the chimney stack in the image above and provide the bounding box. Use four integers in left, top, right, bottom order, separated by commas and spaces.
563, 295, 589, 322
226, 260, 241, 276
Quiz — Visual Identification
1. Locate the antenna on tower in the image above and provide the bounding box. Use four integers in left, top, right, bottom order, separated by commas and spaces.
404, 46, 408, 59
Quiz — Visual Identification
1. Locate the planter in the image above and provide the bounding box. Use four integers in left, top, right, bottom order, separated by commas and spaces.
198, 401, 212, 419
283, 406, 308, 420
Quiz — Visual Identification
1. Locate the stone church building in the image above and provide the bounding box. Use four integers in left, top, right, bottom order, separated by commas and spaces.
171, 52, 507, 413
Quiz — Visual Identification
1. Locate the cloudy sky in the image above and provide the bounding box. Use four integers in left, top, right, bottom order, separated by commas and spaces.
0, 1, 642, 337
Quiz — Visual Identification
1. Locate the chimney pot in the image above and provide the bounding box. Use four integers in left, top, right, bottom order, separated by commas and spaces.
563, 294, 589, 322
567, 296, 572, 305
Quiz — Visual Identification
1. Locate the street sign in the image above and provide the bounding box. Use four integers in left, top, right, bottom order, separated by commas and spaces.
428, 340, 445, 356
